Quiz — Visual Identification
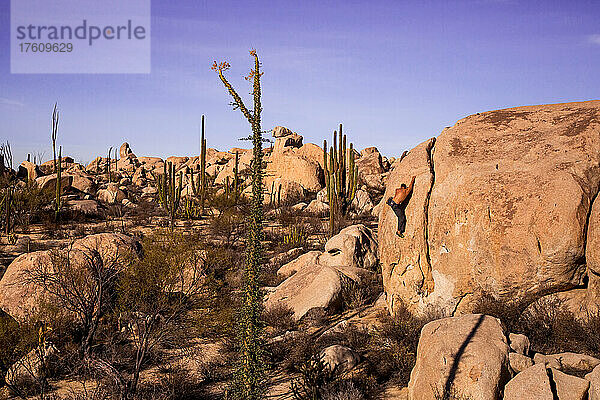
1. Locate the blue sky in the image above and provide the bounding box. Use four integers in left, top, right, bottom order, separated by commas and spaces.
1, 0, 599, 165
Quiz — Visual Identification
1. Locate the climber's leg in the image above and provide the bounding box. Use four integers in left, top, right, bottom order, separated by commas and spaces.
387, 198, 407, 237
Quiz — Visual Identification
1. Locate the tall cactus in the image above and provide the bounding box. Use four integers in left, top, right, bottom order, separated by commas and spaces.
187, 115, 208, 215
323, 124, 358, 237
200, 115, 207, 211
106, 147, 113, 183
154, 162, 182, 229
0, 142, 13, 234
55, 146, 63, 221
233, 151, 239, 203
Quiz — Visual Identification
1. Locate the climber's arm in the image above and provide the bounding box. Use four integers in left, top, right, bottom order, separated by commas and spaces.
407, 176, 416, 193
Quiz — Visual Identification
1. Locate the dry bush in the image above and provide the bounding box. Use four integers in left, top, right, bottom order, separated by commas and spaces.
129, 199, 159, 226
340, 275, 382, 311
274, 205, 304, 227
471, 293, 523, 333
10, 181, 54, 231
472, 294, 600, 357
322, 379, 366, 400
263, 304, 297, 336
192, 246, 241, 340
316, 324, 371, 356
365, 306, 428, 386
0, 311, 36, 386
208, 209, 246, 248
133, 365, 209, 400
271, 332, 315, 371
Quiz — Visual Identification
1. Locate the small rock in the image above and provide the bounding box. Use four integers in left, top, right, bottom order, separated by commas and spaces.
504, 364, 553, 400
305, 199, 328, 214
67, 199, 100, 216
319, 345, 360, 373
551, 367, 590, 400
534, 352, 600, 374
509, 333, 530, 355
292, 202, 307, 211
272, 126, 293, 138
509, 352, 534, 374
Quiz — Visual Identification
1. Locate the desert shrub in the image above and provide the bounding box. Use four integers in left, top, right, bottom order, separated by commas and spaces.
291, 354, 341, 400
471, 293, 523, 333
209, 209, 246, 248
323, 379, 365, 400
519, 297, 595, 356
274, 205, 304, 227
272, 332, 316, 371
192, 246, 241, 340
133, 365, 209, 400
365, 307, 426, 386
302, 308, 329, 328
197, 358, 231, 383
0, 312, 31, 384
316, 325, 371, 356
10, 181, 54, 231
263, 304, 297, 336
114, 229, 205, 397
130, 198, 159, 226
472, 294, 600, 358
340, 275, 382, 311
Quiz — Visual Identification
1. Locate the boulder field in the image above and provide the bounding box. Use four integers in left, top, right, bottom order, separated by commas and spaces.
379, 100, 600, 317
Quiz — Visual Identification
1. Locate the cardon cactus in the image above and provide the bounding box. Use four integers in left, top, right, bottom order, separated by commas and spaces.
187, 115, 208, 215
153, 162, 182, 229
323, 123, 358, 237
55, 146, 62, 221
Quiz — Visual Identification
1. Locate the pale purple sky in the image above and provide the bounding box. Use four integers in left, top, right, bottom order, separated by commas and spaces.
1, 0, 599, 165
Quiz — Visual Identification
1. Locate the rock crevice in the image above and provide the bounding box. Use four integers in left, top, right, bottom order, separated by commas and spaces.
423, 137, 437, 295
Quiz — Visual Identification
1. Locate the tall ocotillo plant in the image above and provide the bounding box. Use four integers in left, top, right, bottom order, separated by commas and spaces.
50, 106, 62, 221
213, 50, 265, 399
323, 124, 358, 237
154, 162, 182, 229
52, 103, 59, 173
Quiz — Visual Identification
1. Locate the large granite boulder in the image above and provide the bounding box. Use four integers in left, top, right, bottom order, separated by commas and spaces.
17, 161, 41, 182
379, 101, 600, 317
35, 174, 73, 192
265, 225, 378, 320
0, 233, 139, 321
266, 149, 324, 192
408, 314, 511, 400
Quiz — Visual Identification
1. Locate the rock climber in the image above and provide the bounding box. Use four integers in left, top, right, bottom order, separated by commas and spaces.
387, 176, 416, 238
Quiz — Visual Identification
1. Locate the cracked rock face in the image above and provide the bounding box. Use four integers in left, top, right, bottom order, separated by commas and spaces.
379, 101, 600, 317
